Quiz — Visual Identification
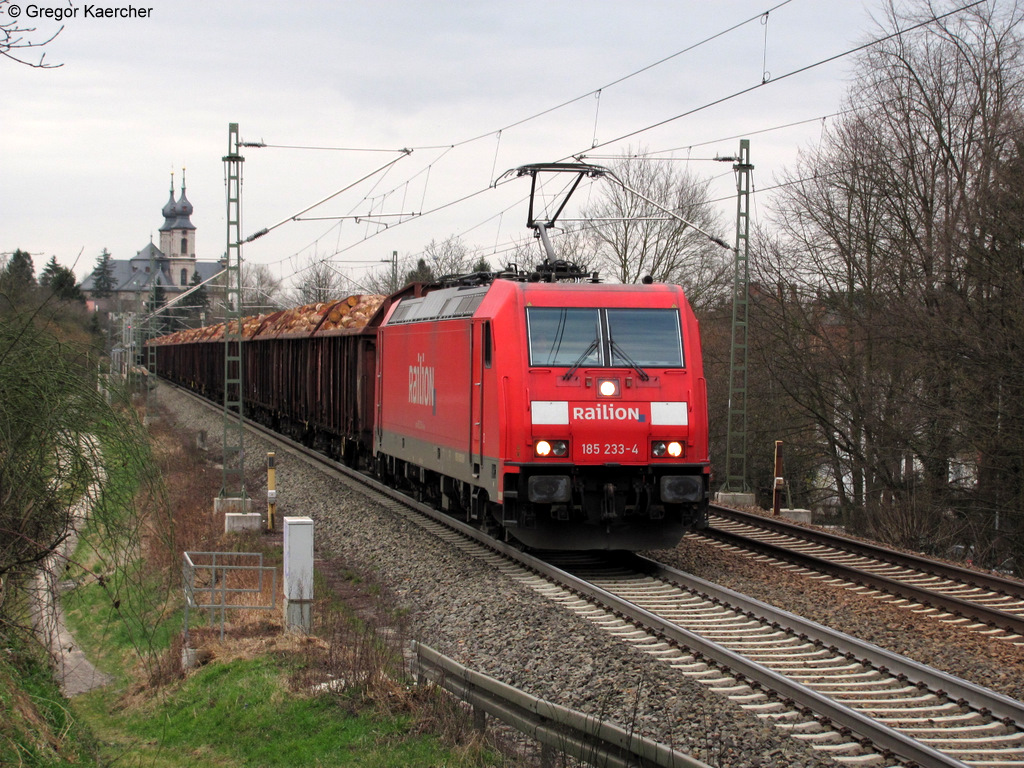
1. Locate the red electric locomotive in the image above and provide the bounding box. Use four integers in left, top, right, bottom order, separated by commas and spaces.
374, 275, 710, 550
151, 162, 712, 550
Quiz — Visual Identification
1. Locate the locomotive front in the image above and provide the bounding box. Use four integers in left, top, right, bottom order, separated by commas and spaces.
500, 281, 710, 549
373, 277, 710, 551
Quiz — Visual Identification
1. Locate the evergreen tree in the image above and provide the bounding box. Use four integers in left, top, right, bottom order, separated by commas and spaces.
39, 256, 60, 287
1, 249, 36, 296
39, 256, 83, 303
53, 269, 84, 302
189, 270, 208, 309
187, 271, 209, 326
147, 283, 166, 311
405, 257, 434, 284
90, 248, 116, 298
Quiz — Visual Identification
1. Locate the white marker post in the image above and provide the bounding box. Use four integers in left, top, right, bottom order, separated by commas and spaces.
283, 516, 314, 633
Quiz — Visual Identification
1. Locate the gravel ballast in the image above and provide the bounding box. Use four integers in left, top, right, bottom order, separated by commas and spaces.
157, 383, 1022, 767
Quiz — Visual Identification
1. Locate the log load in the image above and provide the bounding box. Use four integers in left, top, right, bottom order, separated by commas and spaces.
147, 294, 386, 345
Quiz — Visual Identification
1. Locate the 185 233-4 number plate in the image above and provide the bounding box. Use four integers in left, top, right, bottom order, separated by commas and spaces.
580, 442, 640, 459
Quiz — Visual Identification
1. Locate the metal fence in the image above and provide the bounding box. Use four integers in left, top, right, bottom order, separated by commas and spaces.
412, 641, 710, 768
182, 551, 278, 643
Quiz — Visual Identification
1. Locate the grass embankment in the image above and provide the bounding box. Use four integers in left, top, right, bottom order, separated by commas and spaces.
0, 633, 102, 766
34, 403, 507, 767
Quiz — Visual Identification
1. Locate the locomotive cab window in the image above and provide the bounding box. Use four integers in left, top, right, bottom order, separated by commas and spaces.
606, 309, 683, 367
527, 308, 601, 367
527, 307, 683, 368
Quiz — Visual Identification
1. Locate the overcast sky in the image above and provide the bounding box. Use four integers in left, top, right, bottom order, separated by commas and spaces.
4, 0, 886, 288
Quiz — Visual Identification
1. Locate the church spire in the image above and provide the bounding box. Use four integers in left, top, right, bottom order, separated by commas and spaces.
176, 166, 194, 219
160, 170, 177, 227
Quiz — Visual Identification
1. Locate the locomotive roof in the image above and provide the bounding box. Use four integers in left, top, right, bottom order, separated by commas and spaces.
384, 278, 688, 327
386, 284, 490, 325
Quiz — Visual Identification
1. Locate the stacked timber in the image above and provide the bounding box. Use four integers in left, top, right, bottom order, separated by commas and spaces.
323, 294, 385, 331
259, 294, 385, 336
145, 294, 386, 345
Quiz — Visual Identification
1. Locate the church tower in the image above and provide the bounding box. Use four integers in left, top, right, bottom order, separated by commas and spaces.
159, 170, 197, 287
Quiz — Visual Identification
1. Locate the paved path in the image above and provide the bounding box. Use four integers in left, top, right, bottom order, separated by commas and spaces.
30, 472, 112, 696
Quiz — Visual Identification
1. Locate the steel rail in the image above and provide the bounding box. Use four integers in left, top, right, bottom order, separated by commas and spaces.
510, 548, 974, 768
705, 512, 1024, 638
624, 552, 1024, 730
711, 505, 1024, 597
413, 641, 712, 768
164, 383, 712, 767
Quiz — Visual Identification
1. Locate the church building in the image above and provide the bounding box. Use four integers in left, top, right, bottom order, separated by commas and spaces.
80, 173, 224, 316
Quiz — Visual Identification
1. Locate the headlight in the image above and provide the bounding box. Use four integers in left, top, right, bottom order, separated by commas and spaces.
597, 378, 620, 397
535, 440, 568, 458
652, 441, 685, 458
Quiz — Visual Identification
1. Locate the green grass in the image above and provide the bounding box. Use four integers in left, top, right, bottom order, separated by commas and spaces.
73, 655, 494, 768
0, 635, 102, 767
2, 357, 501, 766
62, 562, 181, 681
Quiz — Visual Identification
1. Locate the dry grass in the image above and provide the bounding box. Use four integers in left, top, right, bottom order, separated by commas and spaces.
143, 416, 225, 576
134, 404, 539, 765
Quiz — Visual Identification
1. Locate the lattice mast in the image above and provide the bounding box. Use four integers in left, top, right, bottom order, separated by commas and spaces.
144, 246, 158, 422
220, 123, 246, 499
722, 139, 753, 493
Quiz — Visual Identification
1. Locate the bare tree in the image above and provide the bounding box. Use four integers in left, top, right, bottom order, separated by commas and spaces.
756, 0, 1024, 569
286, 257, 352, 306
421, 235, 474, 279
570, 154, 730, 310
1, 2, 64, 68
361, 252, 431, 294
241, 262, 286, 313
361, 262, 403, 295
362, 235, 495, 293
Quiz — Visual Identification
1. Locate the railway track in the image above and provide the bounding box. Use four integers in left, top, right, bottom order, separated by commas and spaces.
702, 507, 1024, 644
164, 383, 1024, 767
396, 505, 1024, 766
540, 552, 1024, 767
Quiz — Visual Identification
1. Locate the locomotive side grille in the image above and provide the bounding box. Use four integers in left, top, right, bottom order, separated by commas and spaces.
386, 287, 488, 325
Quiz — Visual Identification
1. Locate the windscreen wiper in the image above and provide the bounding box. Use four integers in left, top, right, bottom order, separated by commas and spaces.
561, 339, 599, 381
609, 339, 650, 381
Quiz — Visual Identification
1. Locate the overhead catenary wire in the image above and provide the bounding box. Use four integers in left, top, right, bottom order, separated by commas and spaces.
284, 101, 862, 272
242, 150, 412, 244
244, 143, 410, 153
137, 268, 226, 323
247, 0, 987, 284
575, 0, 986, 157
578, 107, 859, 161
457, 0, 987, 263
250, 0, 806, 272
418, 0, 801, 152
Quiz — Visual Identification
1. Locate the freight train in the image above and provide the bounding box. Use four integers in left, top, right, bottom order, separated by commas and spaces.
150, 164, 712, 550
150, 266, 710, 550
